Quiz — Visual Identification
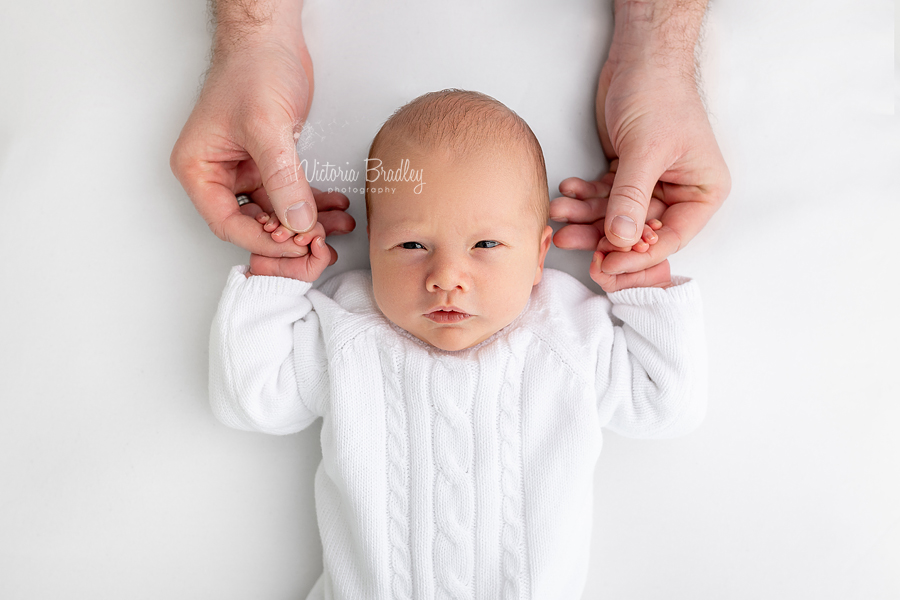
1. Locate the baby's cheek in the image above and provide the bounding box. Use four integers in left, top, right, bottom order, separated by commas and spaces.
372, 270, 410, 323
495, 269, 535, 324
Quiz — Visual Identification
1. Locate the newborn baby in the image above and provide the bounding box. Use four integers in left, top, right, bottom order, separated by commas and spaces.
210, 89, 706, 600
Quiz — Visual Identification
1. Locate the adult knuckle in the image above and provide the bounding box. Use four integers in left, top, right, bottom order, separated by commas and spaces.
612, 184, 648, 209
263, 160, 303, 194
210, 212, 247, 246
209, 218, 228, 242
169, 142, 191, 177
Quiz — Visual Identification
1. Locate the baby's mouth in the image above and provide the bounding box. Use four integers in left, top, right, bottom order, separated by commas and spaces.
424, 309, 471, 324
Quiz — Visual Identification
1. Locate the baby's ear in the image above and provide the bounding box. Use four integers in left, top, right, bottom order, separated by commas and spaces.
533, 225, 553, 285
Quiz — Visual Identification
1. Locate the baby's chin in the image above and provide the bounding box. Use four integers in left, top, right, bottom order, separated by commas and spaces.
402, 319, 500, 352
419, 334, 491, 352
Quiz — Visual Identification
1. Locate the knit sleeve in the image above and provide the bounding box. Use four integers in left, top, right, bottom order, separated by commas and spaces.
594, 277, 707, 439
208, 265, 325, 435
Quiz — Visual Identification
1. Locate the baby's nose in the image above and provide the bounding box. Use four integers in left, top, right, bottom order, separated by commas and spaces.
425, 255, 468, 292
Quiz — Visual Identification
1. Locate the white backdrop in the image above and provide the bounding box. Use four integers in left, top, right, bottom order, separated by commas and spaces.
0, 0, 897, 598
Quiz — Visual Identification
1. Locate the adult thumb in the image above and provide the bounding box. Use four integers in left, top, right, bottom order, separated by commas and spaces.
605, 152, 664, 247
250, 127, 318, 234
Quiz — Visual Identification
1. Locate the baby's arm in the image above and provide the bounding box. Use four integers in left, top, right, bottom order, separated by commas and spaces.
209, 266, 327, 435
594, 278, 706, 439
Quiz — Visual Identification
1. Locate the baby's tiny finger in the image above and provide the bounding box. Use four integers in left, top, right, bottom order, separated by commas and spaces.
271, 224, 295, 242
292, 222, 327, 246
633, 240, 650, 253
263, 214, 280, 232
641, 223, 658, 245
647, 219, 662, 231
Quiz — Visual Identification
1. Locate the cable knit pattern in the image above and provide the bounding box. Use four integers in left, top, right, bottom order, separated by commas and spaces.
385, 350, 412, 600
208, 267, 706, 600
431, 357, 474, 600
499, 342, 524, 600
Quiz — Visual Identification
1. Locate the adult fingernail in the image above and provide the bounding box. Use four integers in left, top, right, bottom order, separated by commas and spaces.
285, 201, 314, 232
610, 215, 636, 240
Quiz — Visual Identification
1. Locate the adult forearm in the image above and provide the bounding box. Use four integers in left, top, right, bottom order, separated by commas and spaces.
207, 0, 315, 125
609, 0, 708, 82
211, 0, 311, 68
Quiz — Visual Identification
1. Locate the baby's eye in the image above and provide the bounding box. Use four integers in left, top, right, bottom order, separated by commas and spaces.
400, 241, 425, 250
474, 240, 500, 249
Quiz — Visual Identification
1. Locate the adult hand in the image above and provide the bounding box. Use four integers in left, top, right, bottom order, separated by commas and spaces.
170, 0, 355, 257
551, 0, 730, 275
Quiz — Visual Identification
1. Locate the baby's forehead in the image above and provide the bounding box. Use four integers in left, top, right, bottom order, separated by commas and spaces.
370, 162, 539, 236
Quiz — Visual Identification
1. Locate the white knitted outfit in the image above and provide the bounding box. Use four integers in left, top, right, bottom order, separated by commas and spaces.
210, 266, 706, 600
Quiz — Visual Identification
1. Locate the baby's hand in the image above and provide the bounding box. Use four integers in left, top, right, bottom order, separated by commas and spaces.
237, 187, 355, 250
594, 218, 662, 254
257, 208, 310, 245
246, 220, 337, 282
240, 202, 323, 250
590, 219, 673, 292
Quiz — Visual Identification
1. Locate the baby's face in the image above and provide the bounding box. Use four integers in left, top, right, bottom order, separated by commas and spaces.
368, 145, 551, 352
